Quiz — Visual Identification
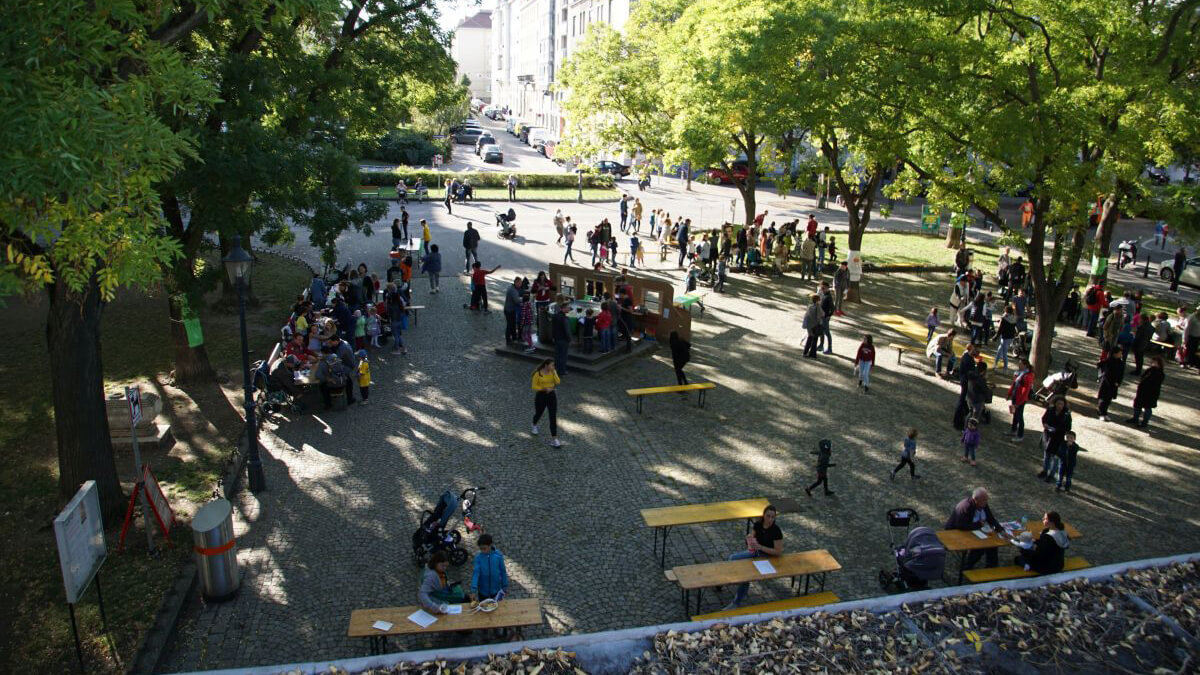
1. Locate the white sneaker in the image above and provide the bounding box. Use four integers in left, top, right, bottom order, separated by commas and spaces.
531, 424, 539, 436
550, 438, 562, 448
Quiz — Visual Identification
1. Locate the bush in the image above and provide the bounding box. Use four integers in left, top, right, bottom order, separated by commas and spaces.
358, 169, 615, 189
374, 129, 439, 166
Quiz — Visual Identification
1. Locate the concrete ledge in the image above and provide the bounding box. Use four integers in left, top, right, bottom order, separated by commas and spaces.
172, 550, 1200, 675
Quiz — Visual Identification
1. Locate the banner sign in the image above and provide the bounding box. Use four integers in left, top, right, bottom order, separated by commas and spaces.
54, 481, 107, 604
847, 250, 864, 282
920, 206, 940, 232
126, 385, 141, 427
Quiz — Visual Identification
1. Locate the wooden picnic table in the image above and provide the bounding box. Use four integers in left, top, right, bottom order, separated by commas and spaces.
669, 549, 841, 616
938, 522, 1082, 584
641, 497, 800, 567
347, 598, 542, 655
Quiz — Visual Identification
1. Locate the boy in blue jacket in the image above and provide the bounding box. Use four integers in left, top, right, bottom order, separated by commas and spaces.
469, 534, 509, 601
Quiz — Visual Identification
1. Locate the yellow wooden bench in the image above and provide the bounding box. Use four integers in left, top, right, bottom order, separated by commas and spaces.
963, 557, 1091, 584
348, 598, 543, 655
1151, 339, 1175, 351
627, 382, 716, 413
673, 292, 708, 315
691, 591, 841, 621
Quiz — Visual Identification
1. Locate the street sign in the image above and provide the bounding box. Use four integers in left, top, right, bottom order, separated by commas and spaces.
142, 466, 175, 539
54, 481, 107, 604
126, 385, 141, 427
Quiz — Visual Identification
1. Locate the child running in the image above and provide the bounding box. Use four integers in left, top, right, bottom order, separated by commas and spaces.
961, 418, 980, 466
890, 428, 920, 480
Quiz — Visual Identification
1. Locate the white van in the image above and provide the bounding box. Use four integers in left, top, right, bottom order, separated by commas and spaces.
527, 128, 551, 148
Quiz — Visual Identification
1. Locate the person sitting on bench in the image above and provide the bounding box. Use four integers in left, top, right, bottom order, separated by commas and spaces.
269, 355, 305, 405
418, 550, 472, 614
723, 504, 783, 610
1011, 511, 1069, 574
945, 487, 1002, 570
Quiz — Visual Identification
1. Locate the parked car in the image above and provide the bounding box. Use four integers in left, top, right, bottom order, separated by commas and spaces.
449, 119, 481, 134
591, 160, 631, 177
519, 125, 543, 144
541, 139, 557, 159
506, 117, 524, 134
1160, 256, 1200, 287
485, 108, 506, 120
454, 128, 485, 144
482, 144, 504, 164
474, 133, 496, 155
706, 160, 752, 184
527, 128, 552, 149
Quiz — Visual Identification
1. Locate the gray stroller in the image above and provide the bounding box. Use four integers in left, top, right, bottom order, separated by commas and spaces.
879, 508, 946, 592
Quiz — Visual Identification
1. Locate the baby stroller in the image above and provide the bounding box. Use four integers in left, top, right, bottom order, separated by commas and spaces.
496, 208, 517, 239
1034, 358, 1078, 405
878, 508, 946, 593
411, 487, 485, 567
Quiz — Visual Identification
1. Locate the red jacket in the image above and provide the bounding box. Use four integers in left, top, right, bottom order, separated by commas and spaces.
854, 345, 875, 365
596, 309, 612, 330
1008, 370, 1034, 406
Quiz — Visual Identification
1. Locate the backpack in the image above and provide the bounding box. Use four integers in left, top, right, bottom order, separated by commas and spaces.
325, 361, 349, 389
1084, 286, 1098, 306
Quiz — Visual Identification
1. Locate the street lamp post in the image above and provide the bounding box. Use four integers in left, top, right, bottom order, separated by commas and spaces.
577, 170, 583, 204
222, 235, 266, 493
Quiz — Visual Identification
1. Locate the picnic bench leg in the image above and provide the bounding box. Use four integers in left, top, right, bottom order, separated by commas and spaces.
657, 526, 673, 568
636, 395, 644, 414
956, 551, 967, 585
695, 588, 703, 617
697, 389, 707, 408
897, 348, 904, 365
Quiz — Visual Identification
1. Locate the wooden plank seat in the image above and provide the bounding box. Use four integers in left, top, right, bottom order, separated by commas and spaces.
963, 557, 1091, 584
348, 599, 542, 655
644, 497, 800, 568
670, 549, 841, 616
691, 591, 841, 621
627, 382, 715, 414
890, 342, 917, 365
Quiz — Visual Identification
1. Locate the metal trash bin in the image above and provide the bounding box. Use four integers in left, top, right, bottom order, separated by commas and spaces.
192, 499, 240, 601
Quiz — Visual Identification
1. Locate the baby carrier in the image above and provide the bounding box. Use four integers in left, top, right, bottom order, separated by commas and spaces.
411, 487, 484, 567
879, 509, 946, 593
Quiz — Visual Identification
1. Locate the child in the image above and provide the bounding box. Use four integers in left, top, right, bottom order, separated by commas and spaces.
805, 439, 836, 497
400, 256, 413, 286
353, 310, 366, 350
630, 234, 640, 269
826, 235, 838, 265
961, 418, 980, 466
581, 309, 596, 353
854, 335, 876, 392
365, 306, 382, 347
464, 261, 501, 312
469, 533, 509, 601
356, 349, 371, 405
607, 236, 618, 266
891, 428, 920, 480
519, 293, 535, 353
1055, 431, 1084, 492
925, 307, 941, 342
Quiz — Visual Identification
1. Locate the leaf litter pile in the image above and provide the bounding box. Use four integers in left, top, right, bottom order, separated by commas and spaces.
295, 562, 1198, 674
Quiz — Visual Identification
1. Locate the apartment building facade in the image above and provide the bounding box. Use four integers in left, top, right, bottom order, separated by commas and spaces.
452, 11, 494, 102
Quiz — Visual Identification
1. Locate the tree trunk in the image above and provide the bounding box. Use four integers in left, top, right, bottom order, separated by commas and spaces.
46, 276, 125, 523
846, 221, 865, 303
168, 255, 217, 383
1087, 192, 1123, 286
945, 224, 962, 249
1026, 213, 1087, 380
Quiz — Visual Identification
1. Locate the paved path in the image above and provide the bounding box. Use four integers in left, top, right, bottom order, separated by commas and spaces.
161, 190, 1200, 672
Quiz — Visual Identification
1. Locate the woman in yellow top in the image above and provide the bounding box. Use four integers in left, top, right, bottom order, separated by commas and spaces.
531, 359, 561, 448
421, 218, 432, 255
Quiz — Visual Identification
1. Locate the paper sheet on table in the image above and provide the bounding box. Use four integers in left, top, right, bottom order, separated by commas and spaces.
446, 604, 463, 614
972, 530, 989, 539
372, 620, 394, 631
753, 560, 777, 575
407, 610, 437, 628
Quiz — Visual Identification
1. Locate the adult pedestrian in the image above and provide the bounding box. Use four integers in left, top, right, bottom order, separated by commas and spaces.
1171, 247, 1187, 293
391, 217, 403, 250
400, 206, 409, 240
854, 334, 875, 392
676, 219, 690, 268
805, 214, 818, 238
669, 330, 691, 386
994, 305, 1017, 370
1127, 356, 1165, 428
804, 439, 836, 497
462, 222, 481, 273
803, 293, 822, 358
504, 278, 523, 344
1185, 306, 1200, 368
443, 179, 453, 214
799, 234, 817, 280
966, 360, 990, 423
552, 302, 571, 375
507, 174, 518, 201
1007, 358, 1034, 441
554, 209, 565, 244
1096, 348, 1124, 421
563, 225, 577, 264
420, 218, 432, 255
833, 261, 849, 316
735, 226, 748, 269
385, 283, 408, 355
419, 244, 441, 293
1082, 280, 1107, 336
530, 359, 562, 448
954, 345, 979, 429
818, 281, 835, 354
722, 505, 782, 610
1038, 397, 1071, 481
631, 198, 643, 233
1131, 312, 1153, 374
945, 487, 1001, 570
619, 195, 629, 231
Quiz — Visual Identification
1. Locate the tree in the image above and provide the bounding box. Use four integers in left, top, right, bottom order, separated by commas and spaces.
0, 3, 216, 518
658, 0, 814, 225
896, 0, 1200, 378
159, 0, 455, 382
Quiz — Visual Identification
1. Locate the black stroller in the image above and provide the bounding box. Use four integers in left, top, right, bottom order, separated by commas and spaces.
1033, 358, 1078, 405
411, 487, 484, 567
879, 508, 946, 593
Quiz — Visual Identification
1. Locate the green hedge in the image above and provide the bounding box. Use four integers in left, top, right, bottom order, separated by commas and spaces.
359, 169, 614, 189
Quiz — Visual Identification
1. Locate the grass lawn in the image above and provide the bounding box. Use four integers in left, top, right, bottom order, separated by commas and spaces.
357, 186, 620, 202
0, 249, 309, 673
